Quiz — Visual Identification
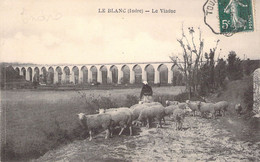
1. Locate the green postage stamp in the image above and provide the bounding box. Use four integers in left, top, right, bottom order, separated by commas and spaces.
204, 0, 254, 35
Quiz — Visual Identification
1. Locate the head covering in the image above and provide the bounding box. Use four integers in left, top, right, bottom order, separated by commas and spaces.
143, 81, 148, 85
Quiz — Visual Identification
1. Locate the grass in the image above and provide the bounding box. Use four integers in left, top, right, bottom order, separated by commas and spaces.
0, 86, 185, 161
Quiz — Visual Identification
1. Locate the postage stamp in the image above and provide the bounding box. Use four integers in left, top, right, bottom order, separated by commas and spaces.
203, 0, 254, 36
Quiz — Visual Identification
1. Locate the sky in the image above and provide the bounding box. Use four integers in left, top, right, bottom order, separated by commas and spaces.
0, 0, 260, 65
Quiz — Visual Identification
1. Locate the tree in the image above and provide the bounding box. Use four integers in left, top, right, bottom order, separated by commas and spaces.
170, 26, 204, 98
243, 59, 260, 76
170, 26, 219, 98
214, 58, 226, 88
227, 51, 243, 80
199, 42, 220, 94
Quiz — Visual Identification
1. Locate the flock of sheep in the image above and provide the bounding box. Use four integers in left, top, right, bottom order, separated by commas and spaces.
77, 99, 236, 141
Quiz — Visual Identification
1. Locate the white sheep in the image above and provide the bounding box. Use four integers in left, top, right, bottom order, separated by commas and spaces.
178, 102, 187, 109
141, 102, 163, 106
171, 108, 188, 130
130, 104, 149, 120
198, 102, 216, 119
98, 108, 119, 114
99, 107, 133, 136
77, 113, 113, 141
138, 101, 144, 104
137, 105, 165, 128
165, 100, 179, 106
186, 100, 201, 116
164, 105, 179, 117
214, 101, 229, 116
130, 102, 163, 126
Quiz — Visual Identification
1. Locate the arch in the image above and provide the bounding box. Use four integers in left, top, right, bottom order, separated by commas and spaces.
63, 66, 70, 84
33, 67, 40, 83
47, 67, 54, 84
100, 65, 108, 84
41, 67, 47, 84
15, 67, 20, 75
172, 65, 184, 86
133, 64, 142, 84
145, 64, 155, 84
90, 66, 97, 83
158, 64, 168, 84
110, 65, 118, 84
27, 67, 33, 82
121, 65, 130, 84
80, 66, 88, 84
21, 67, 26, 79
72, 66, 79, 84
55, 66, 63, 84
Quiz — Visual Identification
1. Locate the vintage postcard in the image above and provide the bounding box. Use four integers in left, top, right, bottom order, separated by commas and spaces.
1, 0, 260, 161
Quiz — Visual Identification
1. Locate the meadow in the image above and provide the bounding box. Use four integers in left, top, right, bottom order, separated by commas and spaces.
1, 86, 185, 161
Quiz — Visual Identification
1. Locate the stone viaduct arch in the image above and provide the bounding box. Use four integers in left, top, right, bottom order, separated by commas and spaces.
12, 62, 182, 85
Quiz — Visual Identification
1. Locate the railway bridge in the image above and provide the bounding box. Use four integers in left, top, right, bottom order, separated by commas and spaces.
12, 61, 184, 85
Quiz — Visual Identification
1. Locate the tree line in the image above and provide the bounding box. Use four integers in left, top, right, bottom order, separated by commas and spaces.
170, 26, 259, 98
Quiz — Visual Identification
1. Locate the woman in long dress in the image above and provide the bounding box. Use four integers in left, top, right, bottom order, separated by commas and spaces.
224, 0, 248, 31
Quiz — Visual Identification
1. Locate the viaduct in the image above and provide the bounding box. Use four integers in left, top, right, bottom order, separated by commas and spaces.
12, 62, 183, 85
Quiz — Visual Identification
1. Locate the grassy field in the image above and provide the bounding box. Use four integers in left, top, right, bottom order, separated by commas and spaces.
1, 86, 185, 161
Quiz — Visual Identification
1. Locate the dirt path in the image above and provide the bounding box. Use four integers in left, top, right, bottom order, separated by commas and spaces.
34, 117, 260, 162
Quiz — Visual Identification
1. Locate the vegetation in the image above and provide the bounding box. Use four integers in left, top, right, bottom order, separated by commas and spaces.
170, 26, 221, 98
227, 51, 243, 81
170, 26, 259, 111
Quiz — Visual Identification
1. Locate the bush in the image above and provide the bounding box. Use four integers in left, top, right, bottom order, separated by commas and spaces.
124, 95, 139, 107
77, 92, 118, 113
98, 97, 118, 109
173, 92, 205, 103
153, 94, 178, 106
227, 51, 243, 81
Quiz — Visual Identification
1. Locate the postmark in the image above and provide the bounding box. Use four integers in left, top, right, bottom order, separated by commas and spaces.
203, 0, 254, 36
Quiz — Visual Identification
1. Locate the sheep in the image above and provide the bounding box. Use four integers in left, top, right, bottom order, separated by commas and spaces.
171, 107, 192, 130
130, 104, 150, 126
171, 108, 185, 130
98, 107, 120, 114
235, 103, 242, 116
77, 113, 113, 141
165, 100, 186, 110
165, 100, 179, 106
214, 101, 229, 116
99, 107, 133, 136
130, 104, 149, 120
137, 105, 165, 128
141, 102, 165, 123
140, 102, 163, 106
164, 105, 179, 117
130, 102, 163, 125
198, 102, 216, 119
138, 101, 144, 104
178, 102, 187, 109
186, 100, 201, 116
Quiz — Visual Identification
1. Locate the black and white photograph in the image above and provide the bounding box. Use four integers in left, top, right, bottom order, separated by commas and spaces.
0, 0, 260, 161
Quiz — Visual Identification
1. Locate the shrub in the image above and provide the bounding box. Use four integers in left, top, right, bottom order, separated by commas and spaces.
173, 92, 205, 103
77, 92, 118, 113
153, 94, 177, 106
98, 96, 118, 109
124, 95, 139, 107
227, 51, 243, 81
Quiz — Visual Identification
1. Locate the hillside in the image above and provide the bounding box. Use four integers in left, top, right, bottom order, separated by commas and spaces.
206, 76, 259, 144
207, 76, 253, 113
